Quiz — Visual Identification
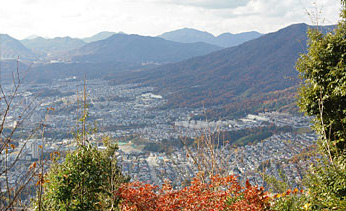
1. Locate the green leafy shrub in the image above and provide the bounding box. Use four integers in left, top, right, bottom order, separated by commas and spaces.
34, 138, 128, 210
273, 1, 346, 210
271, 191, 307, 211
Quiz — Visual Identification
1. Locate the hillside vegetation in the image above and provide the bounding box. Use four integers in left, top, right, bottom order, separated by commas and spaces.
112, 24, 335, 118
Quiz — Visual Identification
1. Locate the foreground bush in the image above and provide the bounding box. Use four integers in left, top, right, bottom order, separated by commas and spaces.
117, 175, 271, 210
34, 139, 128, 210
294, 0, 346, 209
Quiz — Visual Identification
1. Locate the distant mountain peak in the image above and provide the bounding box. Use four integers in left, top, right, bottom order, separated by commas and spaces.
178, 28, 212, 33
24, 35, 40, 40
0, 34, 38, 61
0, 33, 12, 38
68, 33, 222, 64
21, 36, 86, 56
159, 28, 261, 47
83, 31, 120, 43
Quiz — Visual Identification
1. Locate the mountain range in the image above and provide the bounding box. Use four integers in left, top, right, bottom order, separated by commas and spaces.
159, 28, 262, 47
67, 33, 222, 64
112, 24, 335, 118
21, 36, 86, 57
0, 24, 336, 118
0, 34, 38, 61
0, 28, 261, 63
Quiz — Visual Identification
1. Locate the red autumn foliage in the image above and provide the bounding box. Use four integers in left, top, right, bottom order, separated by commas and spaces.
117, 175, 271, 210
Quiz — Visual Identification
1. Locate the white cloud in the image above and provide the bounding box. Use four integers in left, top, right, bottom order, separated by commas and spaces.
166, 0, 251, 9
0, 0, 341, 39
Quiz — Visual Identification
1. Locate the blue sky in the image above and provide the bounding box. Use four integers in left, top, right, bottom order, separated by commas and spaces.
0, 0, 341, 39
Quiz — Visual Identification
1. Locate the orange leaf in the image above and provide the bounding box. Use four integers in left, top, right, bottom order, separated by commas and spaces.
46, 107, 55, 111
29, 162, 37, 169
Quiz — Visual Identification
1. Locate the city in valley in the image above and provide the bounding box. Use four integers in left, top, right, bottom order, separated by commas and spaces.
1, 77, 316, 200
